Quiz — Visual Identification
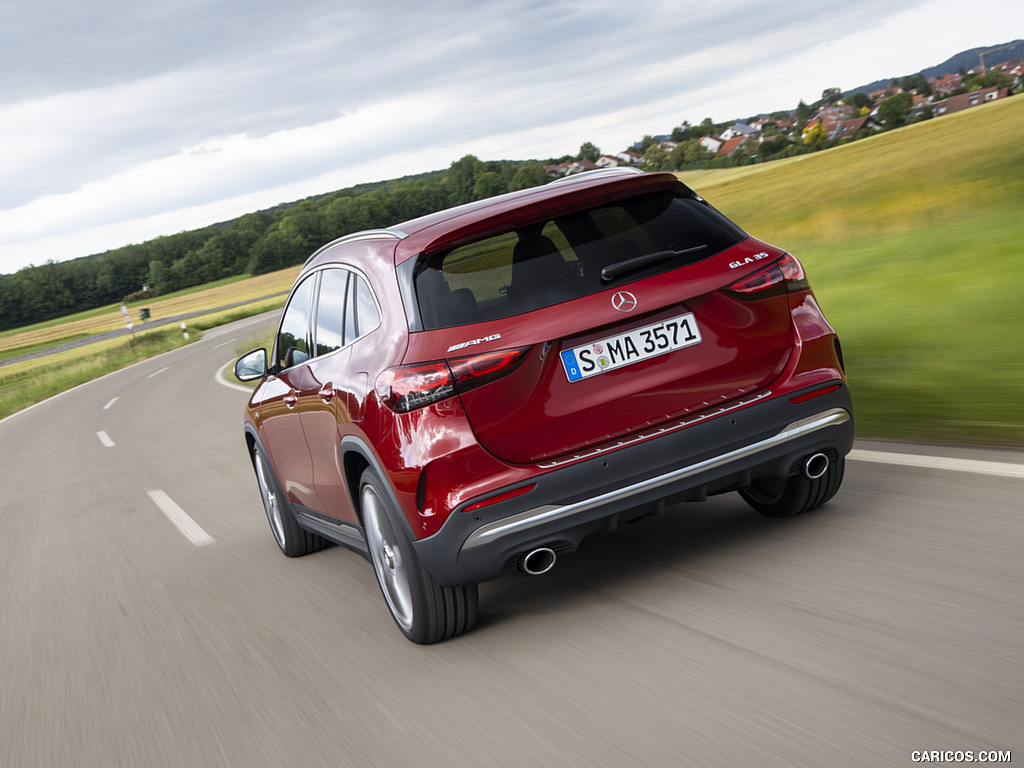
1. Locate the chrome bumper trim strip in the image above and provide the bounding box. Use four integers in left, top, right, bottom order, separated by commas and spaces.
462, 408, 851, 550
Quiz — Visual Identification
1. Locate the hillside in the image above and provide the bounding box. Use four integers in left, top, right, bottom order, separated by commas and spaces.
850, 39, 1023, 94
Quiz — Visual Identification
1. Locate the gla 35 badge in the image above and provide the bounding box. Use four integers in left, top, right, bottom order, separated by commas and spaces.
729, 251, 772, 269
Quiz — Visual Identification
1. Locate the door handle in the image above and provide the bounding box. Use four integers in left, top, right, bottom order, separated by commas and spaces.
283, 391, 299, 408
318, 383, 335, 403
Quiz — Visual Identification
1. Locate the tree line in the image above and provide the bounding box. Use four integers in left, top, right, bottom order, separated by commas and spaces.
4, 60, 1016, 333
0, 159, 552, 332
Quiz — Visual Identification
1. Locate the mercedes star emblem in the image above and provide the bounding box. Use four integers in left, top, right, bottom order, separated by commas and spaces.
611, 291, 638, 312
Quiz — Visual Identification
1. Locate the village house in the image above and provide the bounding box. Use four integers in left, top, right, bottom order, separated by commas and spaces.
719, 123, 759, 141
699, 136, 723, 154
715, 136, 745, 159
931, 73, 963, 95
930, 86, 1010, 116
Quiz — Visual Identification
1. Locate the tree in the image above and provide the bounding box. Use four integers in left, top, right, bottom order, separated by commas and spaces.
877, 92, 914, 130
447, 155, 485, 206
908, 104, 934, 125
847, 92, 873, 111
900, 74, 932, 96
642, 143, 669, 171
577, 142, 600, 162
471, 171, 508, 201
509, 163, 550, 191
802, 122, 828, 147
757, 134, 792, 161
247, 224, 306, 275
963, 69, 1012, 92
821, 87, 842, 105
794, 100, 813, 130
638, 135, 660, 153
148, 260, 170, 294
669, 139, 713, 167
671, 121, 693, 142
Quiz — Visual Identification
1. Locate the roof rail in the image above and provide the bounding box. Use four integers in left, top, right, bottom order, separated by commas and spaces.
549, 166, 645, 185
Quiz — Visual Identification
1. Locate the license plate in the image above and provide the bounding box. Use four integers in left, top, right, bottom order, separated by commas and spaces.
560, 313, 702, 382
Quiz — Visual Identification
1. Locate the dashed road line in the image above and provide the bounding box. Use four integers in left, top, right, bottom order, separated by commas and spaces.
103, 397, 118, 410
849, 449, 1024, 479
146, 366, 170, 379
147, 490, 215, 547
97, 431, 115, 447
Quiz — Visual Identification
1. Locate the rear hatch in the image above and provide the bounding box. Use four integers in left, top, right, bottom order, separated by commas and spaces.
403, 188, 795, 464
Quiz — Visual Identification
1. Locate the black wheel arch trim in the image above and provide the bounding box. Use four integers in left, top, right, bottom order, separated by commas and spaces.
339, 435, 416, 541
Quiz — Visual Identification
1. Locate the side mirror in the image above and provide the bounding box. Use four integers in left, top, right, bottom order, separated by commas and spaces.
234, 348, 268, 382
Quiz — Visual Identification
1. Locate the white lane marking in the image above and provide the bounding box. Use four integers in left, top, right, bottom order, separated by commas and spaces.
212, 337, 238, 350
217, 359, 256, 394
147, 490, 215, 547
97, 431, 115, 447
146, 366, 170, 379
849, 449, 1024, 479
103, 397, 119, 410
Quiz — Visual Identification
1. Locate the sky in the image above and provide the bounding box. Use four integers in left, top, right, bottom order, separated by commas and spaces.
2, 0, 1022, 276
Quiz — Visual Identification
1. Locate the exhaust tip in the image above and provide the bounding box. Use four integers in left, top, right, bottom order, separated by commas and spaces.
803, 452, 830, 480
518, 547, 557, 576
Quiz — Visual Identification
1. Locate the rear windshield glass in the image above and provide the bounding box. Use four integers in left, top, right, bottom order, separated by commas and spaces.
411, 190, 745, 330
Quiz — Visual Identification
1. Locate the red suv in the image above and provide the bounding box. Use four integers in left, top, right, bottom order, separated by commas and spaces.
234, 168, 853, 643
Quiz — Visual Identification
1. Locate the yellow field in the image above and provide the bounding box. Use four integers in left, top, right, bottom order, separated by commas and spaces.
0, 266, 300, 356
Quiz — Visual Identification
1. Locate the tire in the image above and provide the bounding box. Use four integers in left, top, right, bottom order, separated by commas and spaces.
360, 468, 478, 644
252, 444, 327, 557
740, 457, 845, 518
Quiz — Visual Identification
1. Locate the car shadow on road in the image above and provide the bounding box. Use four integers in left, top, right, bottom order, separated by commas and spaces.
473, 492, 841, 633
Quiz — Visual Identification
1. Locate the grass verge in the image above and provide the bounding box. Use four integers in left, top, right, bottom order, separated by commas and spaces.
0, 298, 286, 421
682, 96, 1024, 446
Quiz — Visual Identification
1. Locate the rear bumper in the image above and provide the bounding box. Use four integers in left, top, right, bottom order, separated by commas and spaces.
413, 382, 854, 585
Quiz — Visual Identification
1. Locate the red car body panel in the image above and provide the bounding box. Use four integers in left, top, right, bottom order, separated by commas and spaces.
240, 168, 853, 588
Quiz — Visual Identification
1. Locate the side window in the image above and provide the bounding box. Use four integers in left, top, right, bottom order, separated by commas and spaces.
275, 275, 315, 370
345, 273, 382, 344
314, 269, 349, 356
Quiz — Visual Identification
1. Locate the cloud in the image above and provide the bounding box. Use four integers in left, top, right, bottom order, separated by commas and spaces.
2, 0, 1022, 274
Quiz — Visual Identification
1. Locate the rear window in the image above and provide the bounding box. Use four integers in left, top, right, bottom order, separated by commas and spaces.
410, 191, 745, 330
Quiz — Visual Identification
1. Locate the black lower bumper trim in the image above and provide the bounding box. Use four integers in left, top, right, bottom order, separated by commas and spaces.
413, 383, 854, 585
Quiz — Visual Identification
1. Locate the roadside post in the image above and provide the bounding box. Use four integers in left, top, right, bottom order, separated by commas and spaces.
120, 303, 133, 332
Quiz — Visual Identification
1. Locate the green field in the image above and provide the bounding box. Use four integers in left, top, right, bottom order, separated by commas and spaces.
3, 96, 1022, 445
680, 94, 1024, 445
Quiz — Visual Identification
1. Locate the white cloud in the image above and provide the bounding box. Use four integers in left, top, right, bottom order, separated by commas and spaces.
1, 0, 1022, 274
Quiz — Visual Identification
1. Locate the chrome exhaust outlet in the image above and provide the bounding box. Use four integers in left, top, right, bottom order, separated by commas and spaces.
803, 452, 830, 480
518, 547, 557, 576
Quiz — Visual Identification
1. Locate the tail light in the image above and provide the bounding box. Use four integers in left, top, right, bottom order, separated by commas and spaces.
376, 347, 528, 413
727, 254, 810, 298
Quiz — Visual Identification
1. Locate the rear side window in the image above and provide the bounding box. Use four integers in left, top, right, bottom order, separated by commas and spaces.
411, 191, 745, 329
316, 268, 382, 353
344, 272, 382, 345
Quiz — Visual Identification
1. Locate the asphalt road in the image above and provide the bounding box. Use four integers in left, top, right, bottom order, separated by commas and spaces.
2, 313, 1021, 768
